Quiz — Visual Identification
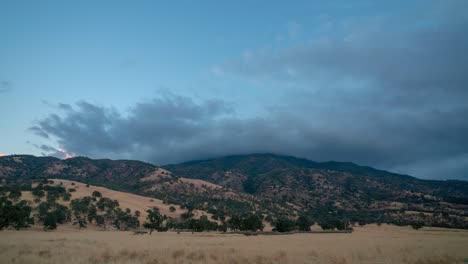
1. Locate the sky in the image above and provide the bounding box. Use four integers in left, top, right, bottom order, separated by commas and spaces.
1, 0, 467, 180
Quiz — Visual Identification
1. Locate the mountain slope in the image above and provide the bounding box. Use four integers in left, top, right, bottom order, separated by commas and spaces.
163, 154, 468, 227
1, 154, 467, 228
163, 153, 468, 198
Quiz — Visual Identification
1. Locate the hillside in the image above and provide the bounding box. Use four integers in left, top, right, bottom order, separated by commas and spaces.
20, 179, 212, 223
1, 154, 468, 229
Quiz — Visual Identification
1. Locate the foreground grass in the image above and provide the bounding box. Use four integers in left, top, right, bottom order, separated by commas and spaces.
1, 225, 467, 264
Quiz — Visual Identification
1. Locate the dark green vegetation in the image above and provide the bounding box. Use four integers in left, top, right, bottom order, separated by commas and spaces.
0, 196, 34, 230
1, 154, 467, 230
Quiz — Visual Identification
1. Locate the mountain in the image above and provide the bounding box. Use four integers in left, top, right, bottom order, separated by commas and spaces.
164, 153, 468, 203
1, 154, 467, 228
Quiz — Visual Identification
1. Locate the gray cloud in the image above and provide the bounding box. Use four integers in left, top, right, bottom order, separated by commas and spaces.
29, 2, 468, 181
30, 93, 468, 180
221, 22, 468, 96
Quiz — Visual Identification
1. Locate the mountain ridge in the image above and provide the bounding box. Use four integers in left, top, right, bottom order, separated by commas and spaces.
1, 153, 467, 229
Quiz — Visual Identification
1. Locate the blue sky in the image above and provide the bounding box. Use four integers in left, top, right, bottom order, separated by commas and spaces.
1, 0, 467, 180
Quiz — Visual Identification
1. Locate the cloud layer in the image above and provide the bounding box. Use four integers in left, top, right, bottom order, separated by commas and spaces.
29, 2, 468, 180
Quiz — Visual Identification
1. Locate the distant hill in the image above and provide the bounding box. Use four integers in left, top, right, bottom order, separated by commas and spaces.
1, 154, 467, 228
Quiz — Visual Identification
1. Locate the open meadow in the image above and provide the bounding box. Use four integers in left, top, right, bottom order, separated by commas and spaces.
1, 225, 467, 264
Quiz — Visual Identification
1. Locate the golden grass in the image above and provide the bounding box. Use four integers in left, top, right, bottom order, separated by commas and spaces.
48, 179, 184, 220
23, 179, 216, 223
1, 225, 467, 263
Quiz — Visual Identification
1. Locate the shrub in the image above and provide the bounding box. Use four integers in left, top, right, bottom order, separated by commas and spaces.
411, 222, 424, 230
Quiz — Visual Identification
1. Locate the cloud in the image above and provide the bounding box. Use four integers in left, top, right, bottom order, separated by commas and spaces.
30, 92, 468, 180
29, 143, 75, 159
0, 153, 7, 157
28, 2, 468, 180
221, 23, 468, 97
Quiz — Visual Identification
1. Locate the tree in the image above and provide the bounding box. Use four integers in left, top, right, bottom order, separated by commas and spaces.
8, 189, 22, 201
228, 213, 264, 231
43, 213, 58, 230
38, 201, 70, 230
297, 215, 313, 231
0, 197, 34, 230
70, 197, 92, 229
32, 189, 45, 198
227, 215, 242, 231
169, 206, 176, 212
95, 215, 105, 228
113, 208, 140, 230
73, 215, 87, 229
143, 208, 166, 234
62, 192, 71, 201
92, 191, 102, 198
411, 222, 423, 230
241, 213, 264, 231
318, 217, 351, 231
273, 217, 296, 232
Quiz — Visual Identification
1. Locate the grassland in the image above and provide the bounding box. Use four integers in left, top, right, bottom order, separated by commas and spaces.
1, 225, 467, 264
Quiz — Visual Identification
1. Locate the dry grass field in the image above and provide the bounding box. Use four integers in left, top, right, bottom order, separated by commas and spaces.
1, 225, 467, 264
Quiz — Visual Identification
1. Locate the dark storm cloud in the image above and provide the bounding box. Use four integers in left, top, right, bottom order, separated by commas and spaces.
30, 2, 468, 180
203, 5, 468, 180
30, 93, 468, 180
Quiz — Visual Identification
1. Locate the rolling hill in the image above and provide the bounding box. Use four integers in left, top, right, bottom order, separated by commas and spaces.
1, 154, 467, 228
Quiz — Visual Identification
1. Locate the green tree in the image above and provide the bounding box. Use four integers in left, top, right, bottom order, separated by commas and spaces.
143, 208, 166, 234
273, 217, 296, 232
32, 189, 45, 198
297, 215, 313, 231
240, 213, 264, 231
8, 189, 22, 200
73, 215, 87, 229
0, 197, 33, 230
38, 201, 70, 230
43, 213, 58, 230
